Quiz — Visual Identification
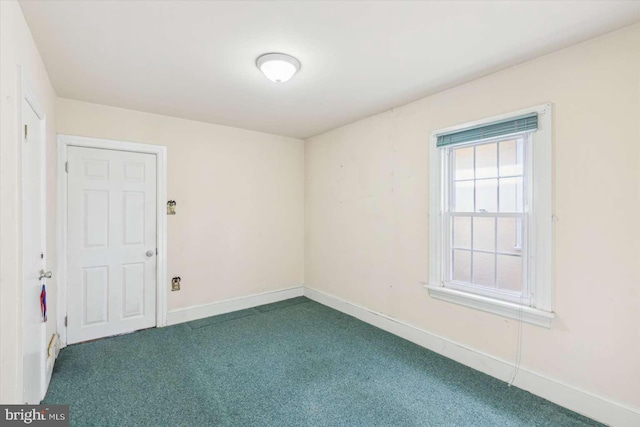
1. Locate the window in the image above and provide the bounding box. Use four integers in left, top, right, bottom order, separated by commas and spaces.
427, 105, 554, 327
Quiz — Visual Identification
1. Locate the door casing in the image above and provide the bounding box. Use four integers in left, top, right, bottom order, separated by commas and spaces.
18, 66, 48, 402
56, 134, 168, 348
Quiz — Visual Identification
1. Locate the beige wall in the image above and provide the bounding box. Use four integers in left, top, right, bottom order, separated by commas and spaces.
0, 0, 58, 403
305, 24, 640, 408
56, 98, 305, 311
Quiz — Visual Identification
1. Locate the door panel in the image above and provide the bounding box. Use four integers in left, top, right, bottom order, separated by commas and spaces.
123, 191, 145, 244
83, 190, 109, 247
67, 147, 156, 344
82, 266, 109, 326
122, 263, 145, 317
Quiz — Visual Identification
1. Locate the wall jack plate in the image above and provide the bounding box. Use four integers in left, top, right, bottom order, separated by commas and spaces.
171, 277, 181, 291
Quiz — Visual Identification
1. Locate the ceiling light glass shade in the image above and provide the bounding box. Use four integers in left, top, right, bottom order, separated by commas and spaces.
256, 53, 301, 83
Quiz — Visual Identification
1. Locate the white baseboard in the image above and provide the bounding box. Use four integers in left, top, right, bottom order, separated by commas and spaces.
165, 286, 304, 326
304, 287, 640, 427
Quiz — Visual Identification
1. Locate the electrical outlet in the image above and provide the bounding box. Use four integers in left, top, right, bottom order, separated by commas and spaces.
171, 277, 181, 291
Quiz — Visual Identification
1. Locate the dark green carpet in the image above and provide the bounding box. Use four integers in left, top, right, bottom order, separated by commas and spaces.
44, 297, 601, 426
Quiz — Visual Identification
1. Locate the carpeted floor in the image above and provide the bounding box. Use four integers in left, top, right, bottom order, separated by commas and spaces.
44, 297, 601, 426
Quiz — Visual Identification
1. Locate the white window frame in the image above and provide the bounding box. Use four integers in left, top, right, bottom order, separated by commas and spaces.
426, 104, 555, 328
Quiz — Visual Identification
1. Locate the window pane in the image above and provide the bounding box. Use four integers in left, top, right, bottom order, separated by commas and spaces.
454, 146, 474, 181
454, 181, 474, 212
475, 143, 497, 179
499, 177, 523, 212
472, 217, 495, 252
453, 217, 471, 249
452, 250, 471, 282
497, 255, 522, 292
499, 140, 523, 177
497, 218, 521, 255
475, 179, 497, 212
472, 252, 495, 287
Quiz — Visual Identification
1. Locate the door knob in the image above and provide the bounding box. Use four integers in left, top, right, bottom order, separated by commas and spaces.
39, 270, 52, 280
146, 250, 154, 257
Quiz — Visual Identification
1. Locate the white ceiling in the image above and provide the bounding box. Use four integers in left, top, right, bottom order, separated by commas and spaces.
20, 1, 640, 139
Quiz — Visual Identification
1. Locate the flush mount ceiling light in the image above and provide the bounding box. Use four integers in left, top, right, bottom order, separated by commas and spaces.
256, 53, 301, 83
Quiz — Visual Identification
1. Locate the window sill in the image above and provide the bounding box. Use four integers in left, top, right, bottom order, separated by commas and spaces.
425, 285, 555, 328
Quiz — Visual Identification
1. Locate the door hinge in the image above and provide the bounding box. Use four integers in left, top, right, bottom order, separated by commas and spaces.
65, 161, 68, 173
64, 316, 67, 327
24, 124, 28, 142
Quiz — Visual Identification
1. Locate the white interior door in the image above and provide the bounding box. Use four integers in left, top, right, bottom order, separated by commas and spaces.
67, 146, 157, 344
22, 100, 46, 403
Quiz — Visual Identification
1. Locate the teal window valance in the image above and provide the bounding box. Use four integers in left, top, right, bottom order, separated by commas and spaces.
436, 113, 538, 147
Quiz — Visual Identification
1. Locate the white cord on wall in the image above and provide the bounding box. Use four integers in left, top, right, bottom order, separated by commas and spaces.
508, 291, 525, 386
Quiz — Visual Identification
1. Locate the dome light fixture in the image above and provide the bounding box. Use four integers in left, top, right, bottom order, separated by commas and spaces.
256, 53, 301, 83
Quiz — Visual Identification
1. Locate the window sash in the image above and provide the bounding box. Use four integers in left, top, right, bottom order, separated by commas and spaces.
443, 213, 530, 305
442, 135, 530, 304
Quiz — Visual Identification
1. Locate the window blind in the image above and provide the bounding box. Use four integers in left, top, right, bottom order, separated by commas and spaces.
436, 113, 538, 147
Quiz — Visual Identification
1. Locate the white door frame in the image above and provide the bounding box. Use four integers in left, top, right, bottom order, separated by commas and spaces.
18, 66, 47, 401
56, 134, 168, 347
